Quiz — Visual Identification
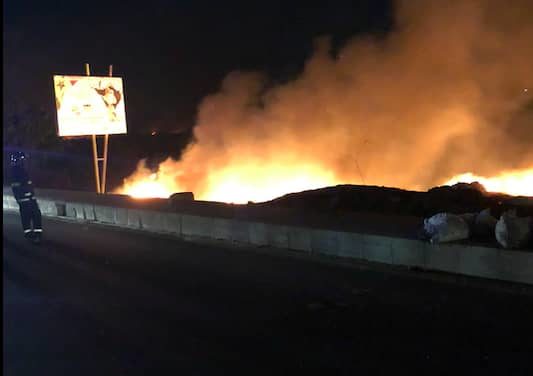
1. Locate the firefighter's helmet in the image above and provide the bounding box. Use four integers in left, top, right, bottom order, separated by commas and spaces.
9, 151, 26, 167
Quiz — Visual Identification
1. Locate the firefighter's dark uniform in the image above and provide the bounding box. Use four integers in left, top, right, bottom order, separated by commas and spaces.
11, 165, 43, 239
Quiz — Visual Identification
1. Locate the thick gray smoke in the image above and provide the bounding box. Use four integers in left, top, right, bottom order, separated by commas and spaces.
121, 0, 533, 199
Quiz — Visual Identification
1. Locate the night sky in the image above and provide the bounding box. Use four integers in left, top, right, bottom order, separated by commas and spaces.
3, 0, 392, 135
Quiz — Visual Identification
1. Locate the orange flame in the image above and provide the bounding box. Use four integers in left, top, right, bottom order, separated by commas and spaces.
118, 162, 180, 199
121, 173, 174, 199
203, 162, 337, 203
117, 160, 338, 203
443, 168, 533, 197
118, 162, 533, 202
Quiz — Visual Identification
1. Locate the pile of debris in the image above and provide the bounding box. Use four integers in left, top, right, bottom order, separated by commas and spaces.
265, 182, 533, 218
423, 208, 532, 249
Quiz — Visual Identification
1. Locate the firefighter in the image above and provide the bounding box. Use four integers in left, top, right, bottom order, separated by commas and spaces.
9, 151, 43, 244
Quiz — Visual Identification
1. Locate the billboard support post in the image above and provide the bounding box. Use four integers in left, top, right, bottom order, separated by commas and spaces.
102, 134, 109, 193
91, 135, 101, 193
85, 63, 113, 194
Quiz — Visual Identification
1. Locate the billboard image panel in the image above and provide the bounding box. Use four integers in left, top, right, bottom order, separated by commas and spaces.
53, 75, 127, 136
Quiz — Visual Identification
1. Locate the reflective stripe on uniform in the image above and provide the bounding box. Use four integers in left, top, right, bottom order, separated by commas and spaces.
18, 198, 31, 202
24, 192, 33, 196
24, 229, 32, 234
11, 182, 21, 187
33, 229, 43, 233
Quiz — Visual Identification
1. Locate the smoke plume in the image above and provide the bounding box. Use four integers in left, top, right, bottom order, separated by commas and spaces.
123, 0, 533, 199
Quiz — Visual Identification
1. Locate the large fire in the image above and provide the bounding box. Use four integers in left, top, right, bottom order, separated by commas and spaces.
117, 0, 533, 203
443, 168, 533, 197
118, 165, 532, 202
117, 161, 338, 203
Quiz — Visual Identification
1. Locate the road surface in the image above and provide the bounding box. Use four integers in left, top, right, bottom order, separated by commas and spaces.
3, 212, 533, 375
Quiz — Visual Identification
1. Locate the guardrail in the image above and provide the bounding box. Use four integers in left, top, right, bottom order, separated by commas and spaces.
3, 188, 532, 285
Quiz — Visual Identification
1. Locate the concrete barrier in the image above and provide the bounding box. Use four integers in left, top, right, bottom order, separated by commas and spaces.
127, 209, 143, 229
114, 207, 128, 227
3, 196, 11, 210
210, 217, 250, 243
94, 205, 116, 224
212, 217, 233, 241
66, 202, 86, 220
37, 199, 59, 217
83, 204, 96, 221
163, 213, 181, 235
499, 250, 533, 285
424, 243, 461, 274
182, 214, 214, 238
458, 245, 501, 280
230, 220, 250, 244
3, 189, 532, 285
287, 226, 312, 253
5, 195, 18, 210
363, 234, 393, 264
249, 222, 269, 246
267, 224, 290, 249
140, 210, 166, 233
311, 229, 339, 256
337, 231, 363, 259
390, 237, 425, 268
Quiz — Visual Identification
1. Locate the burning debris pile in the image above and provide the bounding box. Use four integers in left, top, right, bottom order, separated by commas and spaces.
117, 0, 533, 204
261, 182, 533, 218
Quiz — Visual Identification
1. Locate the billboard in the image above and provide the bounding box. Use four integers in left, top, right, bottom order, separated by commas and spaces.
53, 75, 127, 136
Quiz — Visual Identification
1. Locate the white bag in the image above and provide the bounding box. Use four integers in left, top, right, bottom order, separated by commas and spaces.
495, 210, 531, 249
424, 213, 470, 244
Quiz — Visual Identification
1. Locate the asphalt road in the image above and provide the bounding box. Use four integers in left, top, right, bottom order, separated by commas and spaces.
3, 211, 533, 375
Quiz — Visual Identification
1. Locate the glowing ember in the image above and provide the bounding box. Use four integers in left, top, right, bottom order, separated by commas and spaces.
443, 168, 533, 197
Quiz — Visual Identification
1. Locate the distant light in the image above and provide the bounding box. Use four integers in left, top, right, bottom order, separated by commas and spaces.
151, 131, 157, 136
524, 88, 529, 92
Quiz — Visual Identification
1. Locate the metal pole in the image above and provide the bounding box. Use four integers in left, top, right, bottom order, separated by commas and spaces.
101, 64, 112, 193
102, 133, 109, 193
86, 63, 101, 193
92, 135, 101, 193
